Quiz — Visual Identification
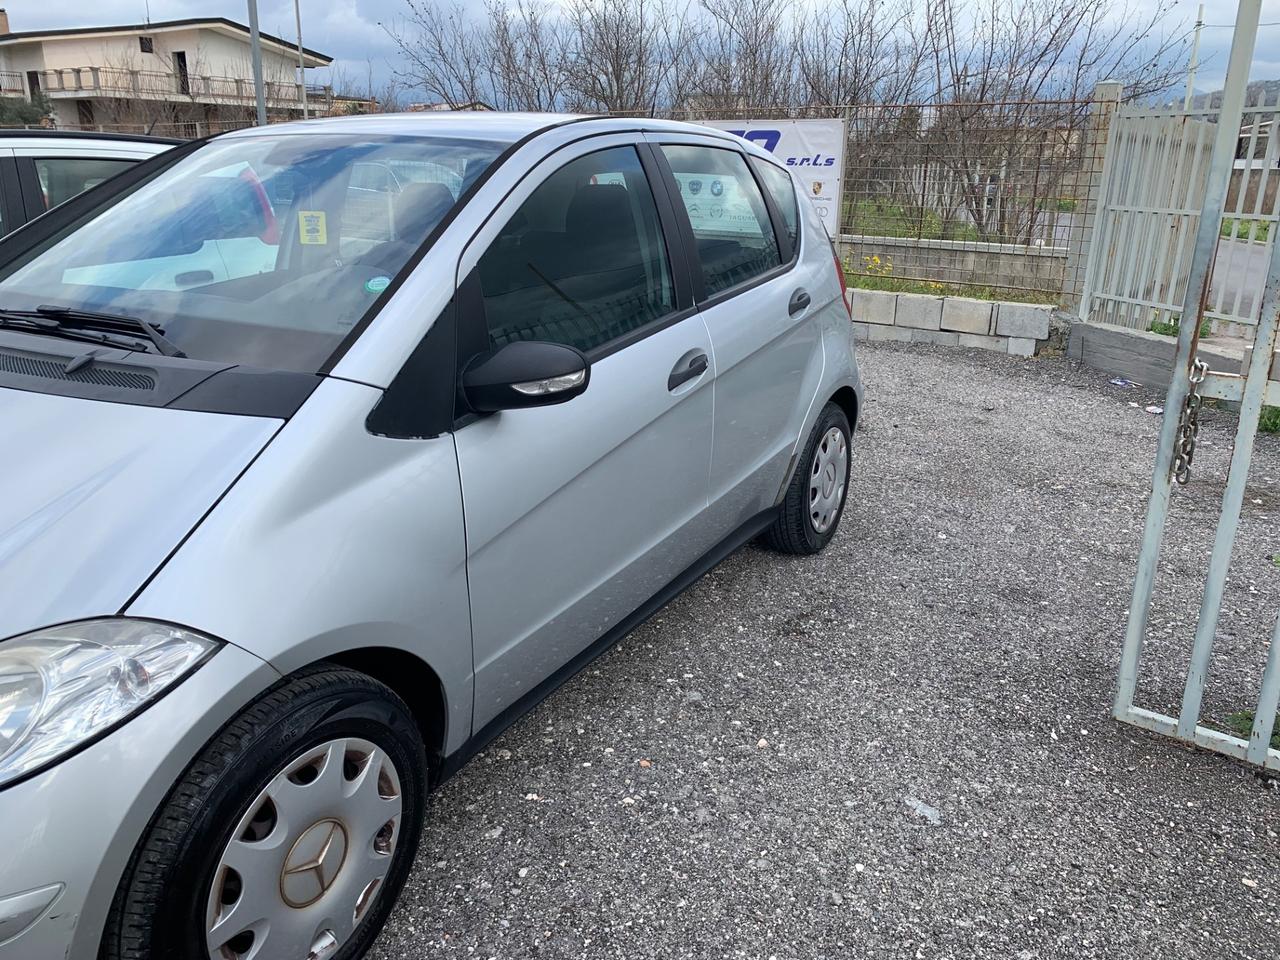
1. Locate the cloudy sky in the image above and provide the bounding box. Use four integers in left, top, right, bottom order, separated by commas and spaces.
2, 0, 1277, 98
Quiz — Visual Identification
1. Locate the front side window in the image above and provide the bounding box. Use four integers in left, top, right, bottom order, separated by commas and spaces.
35, 156, 136, 211
478, 145, 674, 354
0, 134, 505, 373
660, 144, 781, 297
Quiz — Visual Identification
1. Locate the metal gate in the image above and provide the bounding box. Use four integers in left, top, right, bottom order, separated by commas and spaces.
1113, 0, 1280, 771
1082, 83, 1280, 335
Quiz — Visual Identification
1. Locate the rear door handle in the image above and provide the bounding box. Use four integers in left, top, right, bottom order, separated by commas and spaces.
788, 288, 812, 317
668, 352, 709, 391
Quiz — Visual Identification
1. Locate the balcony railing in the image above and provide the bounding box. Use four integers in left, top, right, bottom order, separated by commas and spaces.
9, 66, 330, 108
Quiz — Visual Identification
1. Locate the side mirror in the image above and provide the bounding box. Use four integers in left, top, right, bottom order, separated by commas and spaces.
462, 340, 590, 413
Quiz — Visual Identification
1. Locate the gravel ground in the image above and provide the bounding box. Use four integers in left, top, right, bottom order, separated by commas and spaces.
372, 342, 1280, 960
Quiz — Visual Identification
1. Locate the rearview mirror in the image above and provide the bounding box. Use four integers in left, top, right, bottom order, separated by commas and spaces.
462, 340, 590, 413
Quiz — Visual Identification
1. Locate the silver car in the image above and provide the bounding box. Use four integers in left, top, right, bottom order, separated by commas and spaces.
0, 112, 862, 960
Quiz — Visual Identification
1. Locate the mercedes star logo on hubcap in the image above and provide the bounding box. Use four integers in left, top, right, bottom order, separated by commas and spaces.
280, 819, 349, 908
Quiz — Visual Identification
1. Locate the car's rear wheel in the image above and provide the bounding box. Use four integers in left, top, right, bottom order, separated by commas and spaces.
762, 402, 852, 555
100, 665, 426, 960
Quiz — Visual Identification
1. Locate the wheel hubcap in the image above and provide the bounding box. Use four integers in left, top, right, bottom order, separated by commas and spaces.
206, 738, 403, 960
808, 426, 848, 534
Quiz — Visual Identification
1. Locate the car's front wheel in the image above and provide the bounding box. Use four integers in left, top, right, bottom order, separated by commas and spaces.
101, 664, 426, 960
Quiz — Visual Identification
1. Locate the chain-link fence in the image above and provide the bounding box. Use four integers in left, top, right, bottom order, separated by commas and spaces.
648, 97, 1110, 304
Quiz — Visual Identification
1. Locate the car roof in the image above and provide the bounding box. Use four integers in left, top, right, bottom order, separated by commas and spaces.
218, 111, 754, 153
0, 129, 182, 146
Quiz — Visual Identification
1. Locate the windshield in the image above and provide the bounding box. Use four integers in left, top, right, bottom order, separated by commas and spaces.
0, 133, 506, 373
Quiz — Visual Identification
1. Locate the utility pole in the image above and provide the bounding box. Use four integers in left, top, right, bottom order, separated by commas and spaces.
294, 0, 309, 119
246, 0, 268, 127
1184, 3, 1205, 110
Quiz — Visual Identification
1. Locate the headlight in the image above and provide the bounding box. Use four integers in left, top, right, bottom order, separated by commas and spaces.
0, 619, 218, 788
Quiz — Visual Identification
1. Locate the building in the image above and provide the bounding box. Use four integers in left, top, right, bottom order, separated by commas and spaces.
0, 11, 332, 135
407, 101, 494, 113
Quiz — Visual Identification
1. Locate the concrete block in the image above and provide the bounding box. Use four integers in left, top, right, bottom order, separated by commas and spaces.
911, 328, 960, 347
895, 293, 943, 331
868, 322, 913, 342
958, 333, 1009, 352
995, 302, 1051, 340
850, 289, 896, 325
941, 297, 993, 335
1007, 336, 1037, 357
851, 321, 870, 341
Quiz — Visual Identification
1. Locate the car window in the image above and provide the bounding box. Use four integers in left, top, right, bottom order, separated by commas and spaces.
0, 134, 505, 373
660, 144, 781, 297
753, 159, 799, 256
478, 145, 674, 354
35, 156, 136, 211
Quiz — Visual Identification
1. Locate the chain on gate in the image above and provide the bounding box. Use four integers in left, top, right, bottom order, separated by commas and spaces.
1172, 357, 1210, 485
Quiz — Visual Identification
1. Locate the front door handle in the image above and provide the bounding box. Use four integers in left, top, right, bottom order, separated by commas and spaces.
668, 351, 709, 391
789, 288, 812, 317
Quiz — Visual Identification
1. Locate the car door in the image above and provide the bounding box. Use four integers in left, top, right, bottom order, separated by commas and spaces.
647, 135, 827, 532
453, 136, 718, 730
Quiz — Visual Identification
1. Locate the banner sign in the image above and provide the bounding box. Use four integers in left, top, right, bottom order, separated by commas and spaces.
699, 119, 846, 235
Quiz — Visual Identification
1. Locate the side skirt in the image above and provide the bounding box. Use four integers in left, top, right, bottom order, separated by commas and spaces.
434, 507, 778, 786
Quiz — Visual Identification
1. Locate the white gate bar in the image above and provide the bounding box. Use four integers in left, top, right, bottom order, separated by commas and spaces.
1113, 0, 1263, 718
1176, 182, 1280, 738
1199, 370, 1280, 404
1247, 612, 1280, 764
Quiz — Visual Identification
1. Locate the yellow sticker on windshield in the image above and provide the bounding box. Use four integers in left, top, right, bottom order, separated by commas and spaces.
298, 210, 327, 245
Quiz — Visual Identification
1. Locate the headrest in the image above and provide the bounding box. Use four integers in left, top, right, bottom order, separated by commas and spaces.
565, 183, 632, 239
392, 181, 455, 242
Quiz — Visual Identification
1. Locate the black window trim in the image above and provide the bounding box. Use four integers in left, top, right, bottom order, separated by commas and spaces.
14, 156, 41, 221
649, 138, 800, 313
749, 154, 801, 265
0, 156, 24, 233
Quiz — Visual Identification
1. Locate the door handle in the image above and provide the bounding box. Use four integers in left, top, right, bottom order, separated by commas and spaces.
788, 288, 812, 317
668, 352, 709, 391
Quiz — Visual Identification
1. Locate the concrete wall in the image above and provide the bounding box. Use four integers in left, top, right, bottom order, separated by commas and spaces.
838, 233, 1068, 294
848, 287, 1052, 357
1067, 321, 1246, 388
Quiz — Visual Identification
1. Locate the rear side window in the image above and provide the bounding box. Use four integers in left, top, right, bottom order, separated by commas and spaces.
478, 145, 674, 354
753, 160, 799, 256
660, 144, 781, 297
35, 156, 135, 211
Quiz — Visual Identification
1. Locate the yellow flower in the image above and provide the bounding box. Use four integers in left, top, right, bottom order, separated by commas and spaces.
872, 255, 881, 265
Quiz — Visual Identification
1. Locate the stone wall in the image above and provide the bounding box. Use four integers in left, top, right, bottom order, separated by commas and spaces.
849, 288, 1053, 356
838, 234, 1068, 294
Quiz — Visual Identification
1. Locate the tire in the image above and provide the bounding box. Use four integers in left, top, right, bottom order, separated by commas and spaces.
100, 664, 427, 960
762, 402, 852, 555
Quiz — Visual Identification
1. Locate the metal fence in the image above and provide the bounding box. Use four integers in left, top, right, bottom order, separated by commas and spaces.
1083, 86, 1280, 335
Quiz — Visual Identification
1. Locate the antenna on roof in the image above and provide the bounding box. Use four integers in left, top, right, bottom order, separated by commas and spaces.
144, 1, 151, 23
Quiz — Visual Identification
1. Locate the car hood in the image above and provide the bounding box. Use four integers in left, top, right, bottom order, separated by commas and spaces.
0, 386, 280, 641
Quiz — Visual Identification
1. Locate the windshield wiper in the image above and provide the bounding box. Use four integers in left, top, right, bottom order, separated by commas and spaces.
33, 305, 186, 357
0, 312, 157, 354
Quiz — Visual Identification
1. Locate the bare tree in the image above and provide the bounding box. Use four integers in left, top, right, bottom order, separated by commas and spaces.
563, 0, 670, 114
387, 1, 492, 108
387, 0, 1186, 121
793, 0, 925, 110
687, 0, 797, 115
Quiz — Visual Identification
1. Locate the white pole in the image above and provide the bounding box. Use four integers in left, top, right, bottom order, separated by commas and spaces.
294, 0, 309, 119
246, 0, 267, 127
1184, 3, 1205, 110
